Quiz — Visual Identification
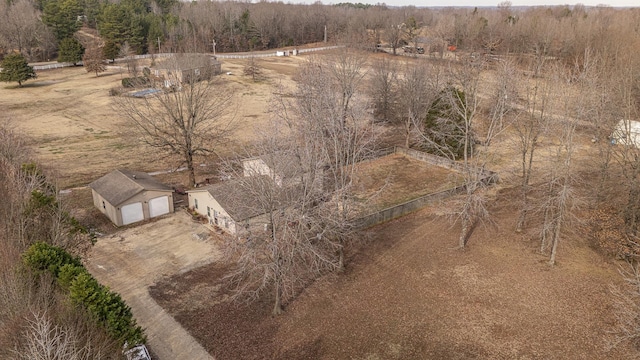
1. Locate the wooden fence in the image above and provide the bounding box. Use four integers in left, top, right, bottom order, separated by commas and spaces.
353, 147, 498, 229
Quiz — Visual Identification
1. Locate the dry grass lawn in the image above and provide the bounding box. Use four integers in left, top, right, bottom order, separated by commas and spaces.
150, 194, 633, 359
0, 57, 304, 188
352, 153, 464, 213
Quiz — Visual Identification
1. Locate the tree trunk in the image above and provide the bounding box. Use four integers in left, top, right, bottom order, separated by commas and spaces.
459, 216, 468, 248
272, 279, 282, 315
548, 215, 562, 266
338, 245, 344, 271
186, 151, 196, 187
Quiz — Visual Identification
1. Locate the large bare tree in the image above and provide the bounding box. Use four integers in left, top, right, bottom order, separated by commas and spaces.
369, 57, 398, 124
222, 52, 379, 314
398, 60, 443, 148
513, 73, 552, 233
222, 125, 339, 315
414, 56, 497, 248
293, 53, 378, 267
114, 57, 235, 187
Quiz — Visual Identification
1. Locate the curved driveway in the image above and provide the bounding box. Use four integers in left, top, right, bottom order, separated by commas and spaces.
85, 211, 219, 360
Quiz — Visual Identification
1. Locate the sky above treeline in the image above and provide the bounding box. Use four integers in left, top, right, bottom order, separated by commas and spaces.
288, 0, 637, 7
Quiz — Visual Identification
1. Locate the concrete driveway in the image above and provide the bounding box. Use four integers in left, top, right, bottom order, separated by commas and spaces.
85, 211, 219, 360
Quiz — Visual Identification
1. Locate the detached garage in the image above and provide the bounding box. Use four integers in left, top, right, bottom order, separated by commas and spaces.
89, 169, 174, 226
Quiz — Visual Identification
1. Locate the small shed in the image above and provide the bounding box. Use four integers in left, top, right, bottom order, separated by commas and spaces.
187, 178, 268, 235
612, 119, 640, 148
89, 169, 174, 226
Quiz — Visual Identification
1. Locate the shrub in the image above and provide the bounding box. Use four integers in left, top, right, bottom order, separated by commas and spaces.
109, 87, 124, 96
122, 77, 150, 88
22, 242, 82, 277
22, 243, 146, 346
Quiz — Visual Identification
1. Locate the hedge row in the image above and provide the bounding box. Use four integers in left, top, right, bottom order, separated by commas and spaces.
122, 76, 150, 88
22, 242, 146, 346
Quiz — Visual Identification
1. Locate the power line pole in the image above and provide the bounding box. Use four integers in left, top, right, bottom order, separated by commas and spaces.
157, 37, 161, 53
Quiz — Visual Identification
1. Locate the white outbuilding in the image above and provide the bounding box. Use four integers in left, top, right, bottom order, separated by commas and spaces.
89, 169, 174, 226
612, 119, 640, 148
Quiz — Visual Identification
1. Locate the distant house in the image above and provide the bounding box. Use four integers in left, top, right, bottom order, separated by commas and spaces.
187, 178, 269, 235
242, 153, 320, 188
612, 119, 640, 148
89, 169, 174, 226
152, 54, 222, 88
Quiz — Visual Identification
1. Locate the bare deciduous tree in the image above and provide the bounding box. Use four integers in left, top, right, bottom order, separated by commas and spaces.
243, 56, 263, 82
0, 120, 120, 359
540, 68, 581, 266
294, 54, 378, 267
223, 53, 379, 314
369, 57, 398, 124
414, 57, 497, 248
610, 261, 640, 352
0, 0, 48, 60
513, 74, 552, 233
399, 60, 443, 148
222, 133, 339, 315
114, 60, 235, 187
82, 41, 106, 77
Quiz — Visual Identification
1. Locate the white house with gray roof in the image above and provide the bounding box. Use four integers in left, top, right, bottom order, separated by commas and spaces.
89, 169, 174, 226
187, 177, 274, 235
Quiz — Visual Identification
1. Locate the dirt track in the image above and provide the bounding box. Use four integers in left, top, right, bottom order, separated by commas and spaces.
85, 212, 219, 359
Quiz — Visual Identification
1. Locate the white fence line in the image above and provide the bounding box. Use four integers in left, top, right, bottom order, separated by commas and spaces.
33, 62, 76, 70
27, 45, 345, 72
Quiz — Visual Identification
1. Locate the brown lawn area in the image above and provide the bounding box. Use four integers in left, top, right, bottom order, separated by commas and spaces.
352, 153, 464, 214
0, 57, 303, 188
149, 190, 632, 359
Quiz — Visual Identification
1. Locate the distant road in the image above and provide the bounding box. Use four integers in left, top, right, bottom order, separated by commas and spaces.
27, 45, 345, 71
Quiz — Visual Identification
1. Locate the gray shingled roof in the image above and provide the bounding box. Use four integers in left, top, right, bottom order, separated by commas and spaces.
89, 169, 172, 206
189, 177, 282, 222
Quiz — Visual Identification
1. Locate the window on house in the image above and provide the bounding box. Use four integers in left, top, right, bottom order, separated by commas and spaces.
207, 206, 211, 217
102, 201, 106, 210
194, 199, 198, 209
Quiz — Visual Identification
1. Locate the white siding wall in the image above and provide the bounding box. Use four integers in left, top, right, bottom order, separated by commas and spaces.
188, 191, 237, 235
242, 158, 271, 177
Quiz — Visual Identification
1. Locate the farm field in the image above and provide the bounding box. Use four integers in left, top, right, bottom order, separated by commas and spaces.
150, 194, 632, 359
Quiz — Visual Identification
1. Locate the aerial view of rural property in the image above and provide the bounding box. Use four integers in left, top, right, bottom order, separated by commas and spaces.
2, 0, 640, 358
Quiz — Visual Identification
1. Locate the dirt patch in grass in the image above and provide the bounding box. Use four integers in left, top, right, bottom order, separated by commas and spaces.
352, 152, 463, 213
150, 190, 632, 359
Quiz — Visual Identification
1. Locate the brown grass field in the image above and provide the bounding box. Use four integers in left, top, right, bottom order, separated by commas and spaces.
0, 56, 304, 188
3, 51, 636, 359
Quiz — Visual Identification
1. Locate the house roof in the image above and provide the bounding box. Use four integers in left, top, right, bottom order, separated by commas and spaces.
156, 54, 220, 71
243, 152, 305, 178
89, 169, 172, 206
188, 176, 281, 222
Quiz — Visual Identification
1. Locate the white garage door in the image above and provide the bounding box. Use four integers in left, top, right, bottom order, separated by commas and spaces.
149, 196, 170, 218
121, 202, 144, 225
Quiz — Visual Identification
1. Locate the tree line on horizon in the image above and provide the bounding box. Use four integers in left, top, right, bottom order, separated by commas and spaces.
0, 0, 639, 66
